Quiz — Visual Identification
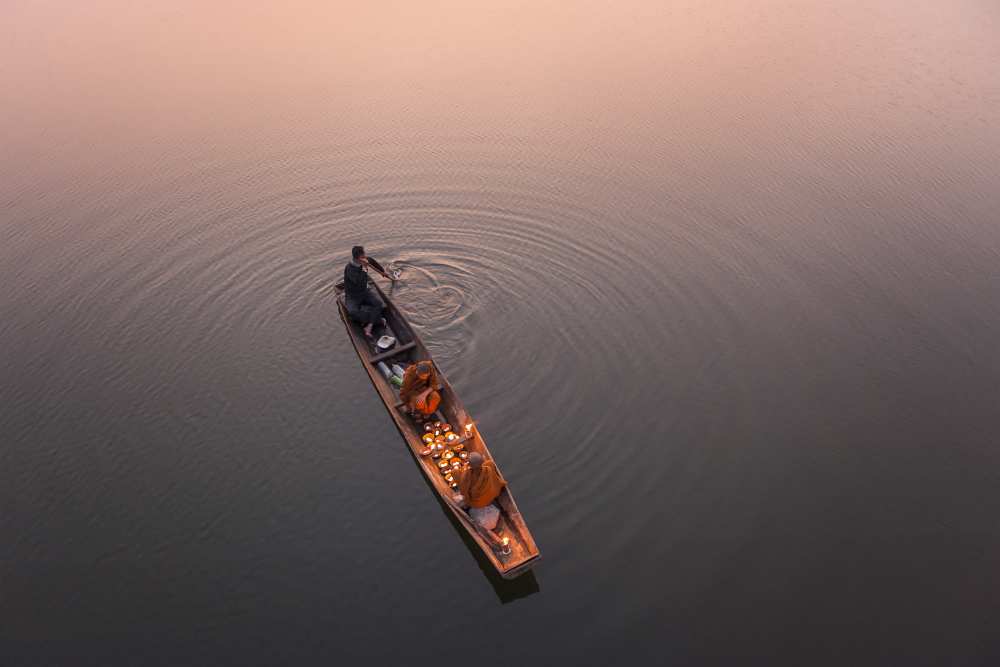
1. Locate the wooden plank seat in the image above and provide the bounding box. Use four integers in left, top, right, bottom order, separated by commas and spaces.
368, 341, 416, 364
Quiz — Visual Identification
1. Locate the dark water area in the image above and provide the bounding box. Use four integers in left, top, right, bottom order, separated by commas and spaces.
3, 2, 1000, 665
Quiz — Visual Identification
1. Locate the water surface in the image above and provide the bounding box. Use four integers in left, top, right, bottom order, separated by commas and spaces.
3, 2, 999, 665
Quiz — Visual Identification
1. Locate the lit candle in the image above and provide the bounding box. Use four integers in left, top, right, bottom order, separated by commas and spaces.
464, 423, 473, 439
501, 537, 511, 555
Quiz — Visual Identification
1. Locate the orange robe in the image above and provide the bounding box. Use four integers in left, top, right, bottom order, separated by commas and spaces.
458, 460, 506, 508
400, 362, 440, 415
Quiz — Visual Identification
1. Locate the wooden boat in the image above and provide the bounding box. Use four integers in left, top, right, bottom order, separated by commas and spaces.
335, 277, 541, 579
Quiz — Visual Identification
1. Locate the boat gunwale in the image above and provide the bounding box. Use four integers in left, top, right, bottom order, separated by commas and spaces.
334, 278, 540, 579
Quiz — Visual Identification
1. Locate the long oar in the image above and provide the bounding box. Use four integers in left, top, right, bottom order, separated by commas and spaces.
366, 256, 398, 282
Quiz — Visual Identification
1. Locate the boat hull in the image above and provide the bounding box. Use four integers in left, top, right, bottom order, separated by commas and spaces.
335, 279, 540, 579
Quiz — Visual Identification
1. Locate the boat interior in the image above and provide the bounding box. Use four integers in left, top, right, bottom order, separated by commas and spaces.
336, 282, 539, 573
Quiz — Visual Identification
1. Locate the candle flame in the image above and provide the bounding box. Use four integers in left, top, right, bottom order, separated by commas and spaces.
502, 537, 509, 546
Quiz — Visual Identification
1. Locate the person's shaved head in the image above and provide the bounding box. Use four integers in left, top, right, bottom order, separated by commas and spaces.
468, 452, 484, 468
416, 361, 431, 376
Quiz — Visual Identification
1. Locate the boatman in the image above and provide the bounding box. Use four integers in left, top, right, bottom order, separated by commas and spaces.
400, 360, 441, 417
343, 245, 385, 340
454, 452, 508, 550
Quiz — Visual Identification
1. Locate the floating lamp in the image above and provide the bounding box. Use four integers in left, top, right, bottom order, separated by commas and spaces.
437, 460, 449, 469
422, 433, 435, 444
500, 537, 511, 555
419, 448, 432, 457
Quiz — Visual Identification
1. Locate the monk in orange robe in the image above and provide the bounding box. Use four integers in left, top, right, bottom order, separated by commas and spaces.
455, 452, 508, 549
399, 360, 441, 417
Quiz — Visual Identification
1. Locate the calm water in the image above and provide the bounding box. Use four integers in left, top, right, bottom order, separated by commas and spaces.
3, 2, 999, 665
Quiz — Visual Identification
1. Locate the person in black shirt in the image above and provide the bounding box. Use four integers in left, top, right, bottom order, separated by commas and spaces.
343, 245, 386, 339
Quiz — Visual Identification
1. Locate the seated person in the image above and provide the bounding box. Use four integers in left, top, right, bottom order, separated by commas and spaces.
399, 361, 441, 417
454, 452, 508, 550
343, 245, 385, 340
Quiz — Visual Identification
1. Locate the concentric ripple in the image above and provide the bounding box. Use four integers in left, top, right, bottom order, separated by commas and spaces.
2, 124, 796, 593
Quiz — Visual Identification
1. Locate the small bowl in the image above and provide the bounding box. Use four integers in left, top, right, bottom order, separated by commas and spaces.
441, 424, 452, 433
450, 482, 459, 489
442, 450, 454, 460
452, 442, 464, 451
424, 424, 434, 433
437, 460, 449, 469
444, 474, 454, 483
419, 448, 432, 457
458, 451, 469, 460
422, 434, 435, 444
450, 459, 462, 469
434, 421, 442, 428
